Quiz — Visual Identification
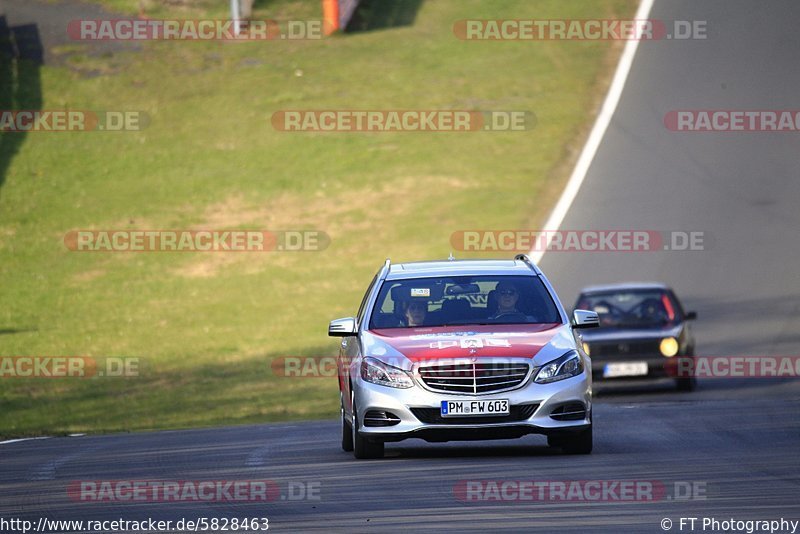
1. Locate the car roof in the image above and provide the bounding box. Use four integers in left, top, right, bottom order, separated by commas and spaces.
386, 258, 541, 281
579, 282, 670, 294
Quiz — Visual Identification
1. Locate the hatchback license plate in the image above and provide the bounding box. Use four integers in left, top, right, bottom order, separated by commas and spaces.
441, 399, 509, 417
603, 362, 648, 378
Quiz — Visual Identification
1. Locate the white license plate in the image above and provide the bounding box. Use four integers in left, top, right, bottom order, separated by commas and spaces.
441, 399, 509, 417
603, 362, 648, 378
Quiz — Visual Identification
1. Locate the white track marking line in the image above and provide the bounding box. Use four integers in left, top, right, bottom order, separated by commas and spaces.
0, 437, 51, 445
530, 0, 656, 264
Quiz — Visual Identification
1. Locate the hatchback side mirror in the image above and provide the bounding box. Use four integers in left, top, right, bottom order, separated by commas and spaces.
328, 317, 357, 337
572, 309, 600, 329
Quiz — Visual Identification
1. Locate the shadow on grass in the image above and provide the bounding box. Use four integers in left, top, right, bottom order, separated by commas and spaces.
345, 0, 424, 33
0, 16, 43, 199
0, 327, 37, 335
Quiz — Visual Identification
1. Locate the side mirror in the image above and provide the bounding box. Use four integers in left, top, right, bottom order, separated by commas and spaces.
572, 309, 600, 329
328, 317, 357, 337
685, 311, 697, 320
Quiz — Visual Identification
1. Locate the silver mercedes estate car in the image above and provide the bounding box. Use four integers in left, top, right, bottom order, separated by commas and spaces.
328, 255, 599, 459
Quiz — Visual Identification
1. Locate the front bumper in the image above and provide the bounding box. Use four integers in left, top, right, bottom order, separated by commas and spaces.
353, 372, 591, 443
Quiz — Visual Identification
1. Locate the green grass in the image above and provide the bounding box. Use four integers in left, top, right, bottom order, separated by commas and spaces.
0, 0, 636, 438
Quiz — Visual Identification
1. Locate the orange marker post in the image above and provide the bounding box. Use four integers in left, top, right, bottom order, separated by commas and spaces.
322, 0, 339, 35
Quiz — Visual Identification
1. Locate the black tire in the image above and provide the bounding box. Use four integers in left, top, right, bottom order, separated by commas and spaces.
548, 426, 592, 455
676, 377, 696, 392
341, 395, 353, 452
351, 397, 384, 460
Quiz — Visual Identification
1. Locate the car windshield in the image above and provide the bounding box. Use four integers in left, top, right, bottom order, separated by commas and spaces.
575, 290, 679, 329
369, 275, 561, 329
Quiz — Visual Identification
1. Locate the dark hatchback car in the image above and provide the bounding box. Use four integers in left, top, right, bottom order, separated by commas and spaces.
574, 283, 697, 391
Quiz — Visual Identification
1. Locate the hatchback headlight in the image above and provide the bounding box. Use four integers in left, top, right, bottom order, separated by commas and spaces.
361, 357, 414, 389
535, 350, 584, 384
660, 337, 679, 357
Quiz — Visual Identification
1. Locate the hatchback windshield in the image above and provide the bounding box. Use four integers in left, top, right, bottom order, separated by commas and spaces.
575, 290, 680, 328
369, 275, 561, 328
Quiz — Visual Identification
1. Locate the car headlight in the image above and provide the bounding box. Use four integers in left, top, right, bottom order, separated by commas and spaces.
361, 357, 414, 389
534, 350, 584, 384
660, 337, 679, 357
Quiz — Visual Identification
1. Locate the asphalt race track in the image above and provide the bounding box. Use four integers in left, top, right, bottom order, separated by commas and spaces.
2, 1, 800, 532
